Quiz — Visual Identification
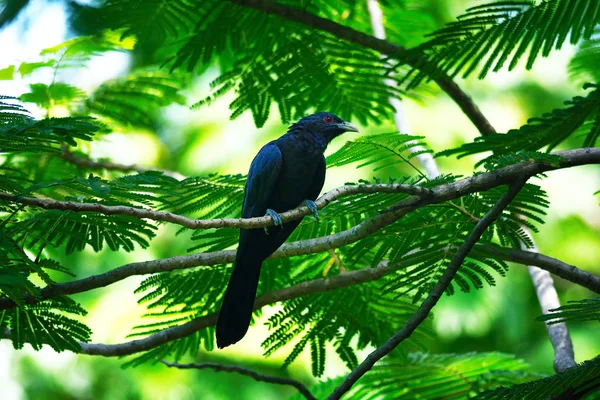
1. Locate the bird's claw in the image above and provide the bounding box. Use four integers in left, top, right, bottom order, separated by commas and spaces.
264, 208, 283, 234
302, 200, 319, 222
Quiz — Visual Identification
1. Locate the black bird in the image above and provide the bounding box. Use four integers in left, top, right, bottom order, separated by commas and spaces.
216, 112, 358, 348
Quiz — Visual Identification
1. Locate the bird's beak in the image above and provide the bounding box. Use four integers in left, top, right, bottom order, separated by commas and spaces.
337, 121, 359, 133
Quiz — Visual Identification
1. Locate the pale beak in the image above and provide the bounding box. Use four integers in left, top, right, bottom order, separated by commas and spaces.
337, 121, 359, 133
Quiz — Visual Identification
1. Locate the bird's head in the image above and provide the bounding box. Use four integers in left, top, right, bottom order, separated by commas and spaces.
290, 112, 359, 143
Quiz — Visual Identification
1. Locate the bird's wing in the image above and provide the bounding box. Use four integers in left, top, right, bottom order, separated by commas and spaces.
305, 155, 326, 201
242, 143, 283, 218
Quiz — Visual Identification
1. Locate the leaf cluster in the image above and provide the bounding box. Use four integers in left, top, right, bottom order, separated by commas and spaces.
347, 352, 535, 400
478, 357, 600, 399
124, 135, 552, 375
408, 0, 600, 86
0, 1, 598, 396
537, 297, 600, 325
438, 84, 600, 164
0, 297, 91, 353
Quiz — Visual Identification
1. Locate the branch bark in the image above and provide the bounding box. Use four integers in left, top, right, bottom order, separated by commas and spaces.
474, 245, 600, 295
522, 231, 576, 372
2, 148, 597, 229
326, 180, 527, 399
65, 260, 399, 356
227, 0, 496, 136
3, 243, 597, 357
2, 239, 597, 312
162, 361, 316, 400
0, 183, 431, 229
528, 263, 576, 373
0, 148, 598, 310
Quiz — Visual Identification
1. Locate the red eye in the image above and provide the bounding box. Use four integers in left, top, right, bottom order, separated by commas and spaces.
324, 115, 333, 123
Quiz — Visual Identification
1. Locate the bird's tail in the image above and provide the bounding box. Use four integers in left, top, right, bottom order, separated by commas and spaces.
216, 255, 262, 348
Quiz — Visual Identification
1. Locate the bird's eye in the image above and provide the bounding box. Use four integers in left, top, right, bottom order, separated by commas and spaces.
324, 115, 333, 123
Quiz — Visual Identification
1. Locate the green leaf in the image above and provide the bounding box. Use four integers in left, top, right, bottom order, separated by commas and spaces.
3, 298, 91, 352
0, 116, 100, 153
344, 352, 534, 400
85, 72, 187, 128
0, 95, 31, 123
438, 84, 600, 161
20, 83, 86, 110
0, 65, 15, 80
478, 357, 600, 399
409, 0, 600, 85
17, 60, 55, 77
327, 133, 431, 173
537, 298, 600, 325
11, 210, 157, 254
263, 284, 432, 377
40, 29, 135, 63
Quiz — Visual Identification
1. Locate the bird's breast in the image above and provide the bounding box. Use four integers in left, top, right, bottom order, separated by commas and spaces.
269, 144, 323, 212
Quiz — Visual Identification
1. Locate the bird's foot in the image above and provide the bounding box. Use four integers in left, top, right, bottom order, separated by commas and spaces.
302, 200, 319, 222
264, 208, 283, 234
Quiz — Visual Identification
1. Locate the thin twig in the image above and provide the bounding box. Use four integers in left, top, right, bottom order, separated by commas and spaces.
161, 361, 317, 400
228, 0, 497, 136
326, 180, 527, 399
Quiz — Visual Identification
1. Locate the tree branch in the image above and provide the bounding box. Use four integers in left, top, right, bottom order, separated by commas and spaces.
367, 0, 575, 375
381, 148, 599, 213
228, 0, 496, 136
66, 260, 400, 356
521, 226, 576, 372
2, 148, 597, 229
60, 149, 146, 174
474, 245, 600, 295
528, 262, 576, 373
2, 237, 597, 312
0, 147, 598, 310
162, 361, 317, 400
0, 183, 431, 229
3, 243, 597, 357
326, 180, 527, 399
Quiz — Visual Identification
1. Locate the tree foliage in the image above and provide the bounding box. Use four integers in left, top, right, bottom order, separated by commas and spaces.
0, 0, 599, 398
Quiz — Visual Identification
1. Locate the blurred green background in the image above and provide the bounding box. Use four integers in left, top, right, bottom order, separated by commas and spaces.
0, 0, 599, 399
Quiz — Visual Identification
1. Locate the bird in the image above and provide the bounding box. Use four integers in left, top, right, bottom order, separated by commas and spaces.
215, 112, 359, 348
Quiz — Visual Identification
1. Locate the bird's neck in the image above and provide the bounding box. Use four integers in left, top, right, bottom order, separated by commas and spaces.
286, 128, 328, 153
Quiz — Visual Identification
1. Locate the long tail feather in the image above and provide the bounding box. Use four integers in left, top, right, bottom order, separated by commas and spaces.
216, 255, 262, 348
216, 222, 301, 348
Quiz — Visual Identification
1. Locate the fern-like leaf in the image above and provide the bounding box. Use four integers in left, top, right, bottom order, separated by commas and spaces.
345, 352, 534, 400
0, 116, 100, 153
537, 297, 600, 325
478, 357, 600, 399
84, 72, 187, 128
326, 133, 432, 174
410, 0, 600, 85
10, 210, 156, 254
439, 84, 600, 161
1, 297, 91, 352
